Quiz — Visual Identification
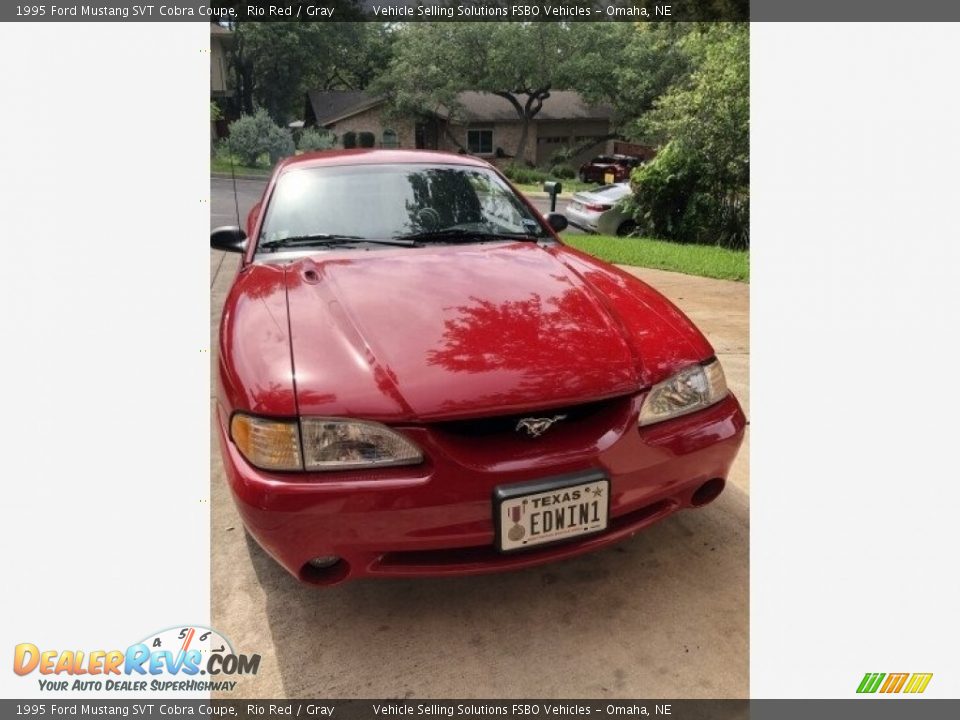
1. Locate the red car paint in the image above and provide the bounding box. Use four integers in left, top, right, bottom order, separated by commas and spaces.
215, 149, 745, 585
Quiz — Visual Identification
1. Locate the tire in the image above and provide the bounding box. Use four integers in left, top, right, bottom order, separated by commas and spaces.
616, 221, 637, 237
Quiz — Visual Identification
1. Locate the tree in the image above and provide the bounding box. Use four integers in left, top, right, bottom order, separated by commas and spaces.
233, 22, 395, 124
373, 23, 587, 162
626, 23, 750, 248
580, 24, 696, 138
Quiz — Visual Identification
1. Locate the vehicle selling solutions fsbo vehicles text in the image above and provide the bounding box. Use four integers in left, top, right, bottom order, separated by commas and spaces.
369, 4, 670, 18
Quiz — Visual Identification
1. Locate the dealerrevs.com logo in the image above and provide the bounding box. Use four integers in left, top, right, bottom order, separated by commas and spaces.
13, 626, 260, 693
857, 672, 933, 694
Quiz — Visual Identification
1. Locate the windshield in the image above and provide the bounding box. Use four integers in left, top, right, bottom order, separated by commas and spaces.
258, 163, 549, 249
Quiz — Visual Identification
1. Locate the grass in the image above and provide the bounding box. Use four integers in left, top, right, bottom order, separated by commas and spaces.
513, 179, 595, 195
210, 154, 273, 177
562, 234, 749, 282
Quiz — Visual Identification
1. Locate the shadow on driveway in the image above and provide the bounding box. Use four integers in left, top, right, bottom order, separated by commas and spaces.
215, 479, 747, 699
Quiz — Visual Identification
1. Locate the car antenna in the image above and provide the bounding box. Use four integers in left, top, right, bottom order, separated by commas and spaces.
230, 148, 242, 230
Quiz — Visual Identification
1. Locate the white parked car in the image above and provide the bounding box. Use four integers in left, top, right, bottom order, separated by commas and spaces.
565, 183, 637, 236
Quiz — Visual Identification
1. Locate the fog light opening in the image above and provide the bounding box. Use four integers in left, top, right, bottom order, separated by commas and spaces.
300, 556, 349, 586
691, 478, 725, 507
308, 555, 340, 569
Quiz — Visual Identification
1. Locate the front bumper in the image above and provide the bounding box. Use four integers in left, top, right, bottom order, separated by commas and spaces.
216, 394, 746, 585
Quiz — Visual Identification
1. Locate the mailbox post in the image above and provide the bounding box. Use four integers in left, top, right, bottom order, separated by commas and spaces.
542, 181, 562, 212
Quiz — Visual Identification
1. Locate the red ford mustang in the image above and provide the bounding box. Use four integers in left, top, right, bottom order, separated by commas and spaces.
212, 149, 745, 586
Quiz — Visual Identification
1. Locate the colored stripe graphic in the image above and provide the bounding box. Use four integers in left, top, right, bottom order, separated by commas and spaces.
857, 672, 933, 694
857, 673, 885, 693
880, 673, 909, 693
903, 673, 933, 694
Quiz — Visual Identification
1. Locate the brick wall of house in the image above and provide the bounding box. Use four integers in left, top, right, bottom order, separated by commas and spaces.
327, 106, 416, 149
440, 119, 613, 168
534, 119, 614, 167
324, 105, 613, 168
441, 121, 539, 166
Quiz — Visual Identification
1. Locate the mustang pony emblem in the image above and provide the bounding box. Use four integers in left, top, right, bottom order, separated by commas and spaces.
515, 415, 568, 438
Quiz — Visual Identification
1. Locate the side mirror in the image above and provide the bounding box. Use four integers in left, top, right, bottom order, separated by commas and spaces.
211, 226, 247, 253
545, 212, 568, 233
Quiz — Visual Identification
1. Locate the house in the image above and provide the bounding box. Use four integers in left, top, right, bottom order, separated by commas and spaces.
210, 24, 234, 100
303, 90, 616, 168
210, 24, 235, 139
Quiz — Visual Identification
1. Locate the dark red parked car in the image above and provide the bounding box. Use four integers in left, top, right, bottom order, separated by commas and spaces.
578, 154, 642, 184
211, 149, 745, 586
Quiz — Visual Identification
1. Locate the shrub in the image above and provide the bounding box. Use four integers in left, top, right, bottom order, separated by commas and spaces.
502, 163, 548, 185
264, 128, 295, 164
549, 164, 576, 180
297, 128, 336, 152
358, 131, 376, 148
342, 131, 357, 149
624, 141, 749, 249
626, 24, 749, 248
549, 147, 577, 165
226, 109, 294, 167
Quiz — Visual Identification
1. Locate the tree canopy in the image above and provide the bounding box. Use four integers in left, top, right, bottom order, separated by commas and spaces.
625, 24, 750, 248
218, 20, 749, 246
232, 22, 394, 123
372, 22, 596, 161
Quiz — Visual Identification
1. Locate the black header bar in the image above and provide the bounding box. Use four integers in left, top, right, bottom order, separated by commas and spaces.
6, 0, 960, 22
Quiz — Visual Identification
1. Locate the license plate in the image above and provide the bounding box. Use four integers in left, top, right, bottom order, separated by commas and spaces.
494, 471, 610, 552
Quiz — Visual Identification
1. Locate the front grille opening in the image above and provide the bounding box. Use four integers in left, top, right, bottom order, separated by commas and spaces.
433, 397, 618, 438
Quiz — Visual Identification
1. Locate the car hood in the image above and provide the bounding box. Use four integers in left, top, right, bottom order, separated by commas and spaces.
282, 242, 710, 422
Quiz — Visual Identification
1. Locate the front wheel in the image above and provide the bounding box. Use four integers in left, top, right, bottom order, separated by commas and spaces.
616, 221, 637, 237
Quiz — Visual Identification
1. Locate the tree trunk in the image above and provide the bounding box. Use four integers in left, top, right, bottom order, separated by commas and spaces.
497, 89, 550, 165
515, 117, 531, 165
442, 122, 466, 153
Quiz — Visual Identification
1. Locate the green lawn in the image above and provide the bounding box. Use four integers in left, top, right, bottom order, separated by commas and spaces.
210, 155, 273, 177
562, 234, 749, 282
513, 179, 595, 195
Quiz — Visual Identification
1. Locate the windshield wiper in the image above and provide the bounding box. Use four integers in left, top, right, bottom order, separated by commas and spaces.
259, 233, 415, 251
394, 228, 541, 243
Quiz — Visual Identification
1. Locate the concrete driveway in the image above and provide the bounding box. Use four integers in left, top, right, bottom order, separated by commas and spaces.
209, 179, 748, 699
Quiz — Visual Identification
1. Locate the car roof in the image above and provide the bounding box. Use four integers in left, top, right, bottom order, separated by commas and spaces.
275, 148, 493, 173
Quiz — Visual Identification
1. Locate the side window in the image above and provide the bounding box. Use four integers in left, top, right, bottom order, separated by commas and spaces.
467, 129, 494, 155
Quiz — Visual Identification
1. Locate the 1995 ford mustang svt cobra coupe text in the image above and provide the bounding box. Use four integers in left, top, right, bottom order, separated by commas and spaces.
212, 149, 746, 586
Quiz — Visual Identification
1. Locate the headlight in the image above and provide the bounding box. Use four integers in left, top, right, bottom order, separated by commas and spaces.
638, 359, 728, 427
230, 414, 302, 471
300, 418, 423, 471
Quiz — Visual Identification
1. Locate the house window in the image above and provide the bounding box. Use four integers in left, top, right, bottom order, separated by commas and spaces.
467, 129, 493, 155
382, 129, 398, 148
